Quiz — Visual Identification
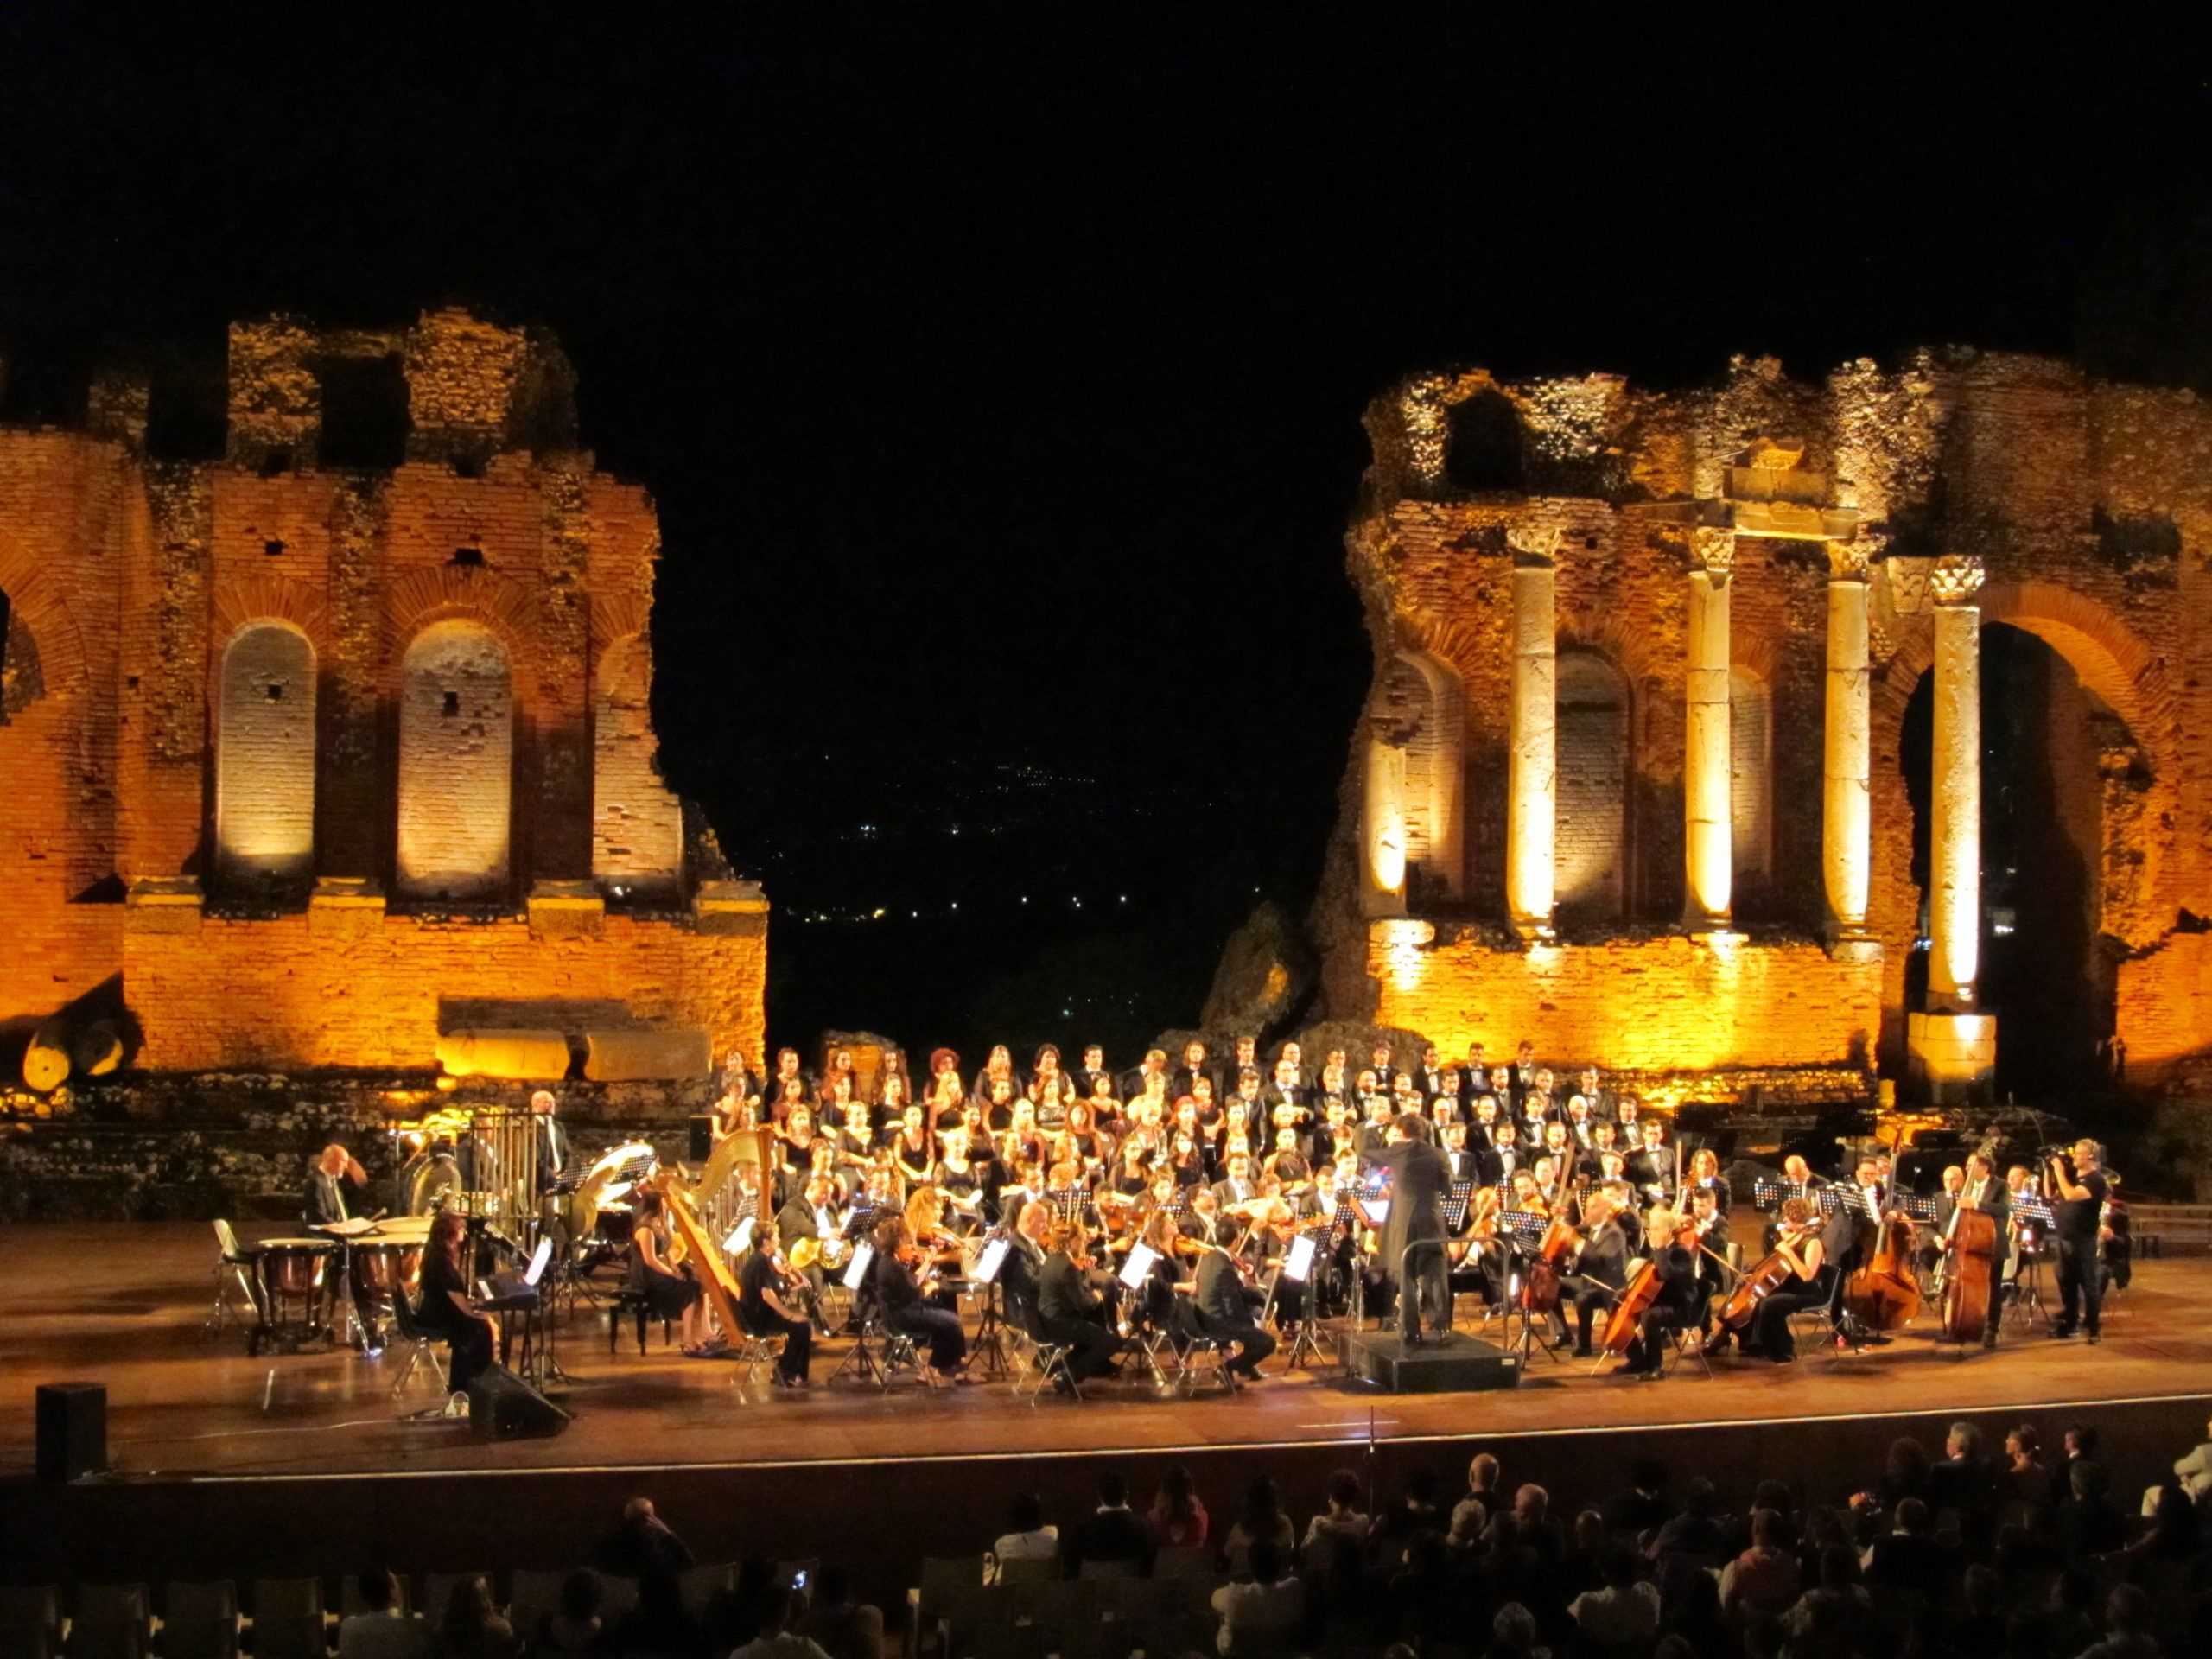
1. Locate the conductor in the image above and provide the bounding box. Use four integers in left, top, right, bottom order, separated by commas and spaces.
1374, 1115, 1454, 1344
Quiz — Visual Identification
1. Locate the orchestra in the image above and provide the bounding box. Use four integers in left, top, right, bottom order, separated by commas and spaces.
249, 1042, 2139, 1408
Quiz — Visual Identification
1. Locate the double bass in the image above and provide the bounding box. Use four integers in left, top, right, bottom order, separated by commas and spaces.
1843, 1186, 1922, 1332
1939, 1155, 2000, 1344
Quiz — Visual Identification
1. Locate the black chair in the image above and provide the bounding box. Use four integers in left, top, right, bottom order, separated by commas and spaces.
1010, 1292, 1081, 1403
387, 1288, 448, 1397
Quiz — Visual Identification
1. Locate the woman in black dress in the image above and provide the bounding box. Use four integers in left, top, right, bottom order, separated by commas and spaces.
871, 1217, 971, 1385
415, 1210, 494, 1392
629, 1189, 709, 1356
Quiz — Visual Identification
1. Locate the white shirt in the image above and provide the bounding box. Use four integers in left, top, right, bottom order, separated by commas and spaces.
1210, 1578, 1303, 1655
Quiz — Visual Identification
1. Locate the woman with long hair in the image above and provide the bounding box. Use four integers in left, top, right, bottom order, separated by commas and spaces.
871, 1217, 971, 1386
892, 1103, 937, 1189
1027, 1045, 1074, 1121
972, 1044, 1020, 1108
415, 1209, 494, 1392
631, 1185, 710, 1356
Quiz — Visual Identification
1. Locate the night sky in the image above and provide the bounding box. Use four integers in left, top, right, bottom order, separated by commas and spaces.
4, 12, 2209, 1060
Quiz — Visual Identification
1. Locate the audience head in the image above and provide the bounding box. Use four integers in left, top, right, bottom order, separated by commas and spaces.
1471, 1452, 1500, 1492
1008, 1491, 1044, 1534
1326, 1469, 1361, 1512
356, 1571, 399, 1614
1097, 1471, 1128, 1508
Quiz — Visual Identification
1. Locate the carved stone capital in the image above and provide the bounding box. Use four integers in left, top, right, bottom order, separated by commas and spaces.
1505, 523, 1560, 568
1929, 552, 1986, 607
1688, 525, 1735, 582
1825, 538, 1872, 581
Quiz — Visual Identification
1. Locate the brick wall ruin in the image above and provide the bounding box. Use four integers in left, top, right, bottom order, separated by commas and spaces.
0, 308, 765, 1092
1318, 350, 2212, 1101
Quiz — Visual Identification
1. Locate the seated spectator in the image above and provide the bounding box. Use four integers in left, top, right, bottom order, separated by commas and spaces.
1484, 1601, 1548, 1659
1783, 1546, 1871, 1649
1878, 1437, 1933, 1512
1446, 1493, 1492, 1564
1567, 1540, 1659, 1652
729, 1586, 830, 1659
797, 1566, 883, 1659
1067, 1471, 1155, 1576
1720, 1510, 1801, 1621
1931, 1421, 1999, 1522
1513, 1483, 1566, 1562
1649, 1478, 1726, 1567
1221, 1478, 1295, 1577
434, 1580, 518, 1659
1148, 1465, 1211, 1549
612, 1569, 696, 1659
532, 1572, 604, 1656
2078, 1584, 2158, 1659
1464, 1452, 1504, 1515
1299, 1470, 1370, 1570
1560, 1509, 1609, 1600
1949, 1563, 2008, 1653
1210, 1535, 1303, 1657
2172, 1413, 2212, 1506
2005, 1424, 2055, 1528
2042, 1565, 2103, 1658
1603, 1459, 1673, 1541
1372, 1467, 1447, 1567
1863, 1497, 1948, 1600
991, 1492, 1058, 1580
2056, 1459, 2130, 1560
595, 1497, 696, 1579
338, 1571, 430, 1659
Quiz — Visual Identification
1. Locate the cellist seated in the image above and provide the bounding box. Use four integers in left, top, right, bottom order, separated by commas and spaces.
1751, 1198, 1832, 1363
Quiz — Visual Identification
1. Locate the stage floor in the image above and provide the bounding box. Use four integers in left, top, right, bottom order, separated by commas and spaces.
3, 1224, 2208, 1482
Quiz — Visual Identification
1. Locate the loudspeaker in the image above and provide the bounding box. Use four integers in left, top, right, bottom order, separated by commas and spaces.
688, 1115, 715, 1163
466, 1364, 571, 1440
35, 1382, 107, 1481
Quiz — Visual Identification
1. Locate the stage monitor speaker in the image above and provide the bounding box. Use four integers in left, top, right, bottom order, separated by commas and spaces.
35, 1381, 107, 1481
467, 1364, 571, 1440
689, 1115, 715, 1163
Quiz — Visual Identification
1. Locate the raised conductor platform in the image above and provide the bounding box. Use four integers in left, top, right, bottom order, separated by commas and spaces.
1340, 1332, 1522, 1392
3, 1225, 2209, 1600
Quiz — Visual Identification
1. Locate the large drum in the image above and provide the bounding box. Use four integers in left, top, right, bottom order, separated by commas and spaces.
252, 1238, 340, 1354
347, 1238, 426, 1344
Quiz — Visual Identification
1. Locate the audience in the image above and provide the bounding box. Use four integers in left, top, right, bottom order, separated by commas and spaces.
1210, 1535, 1303, 1655
989, 1491, 1058, 1579
530, 1573, 601, 1656
1149, 1465, 1211, 1549
338, 1571, 430, 1659
1065, 1470, 1155, 1576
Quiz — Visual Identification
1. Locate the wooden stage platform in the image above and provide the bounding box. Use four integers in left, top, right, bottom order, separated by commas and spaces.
3, 1224, 2208, 1594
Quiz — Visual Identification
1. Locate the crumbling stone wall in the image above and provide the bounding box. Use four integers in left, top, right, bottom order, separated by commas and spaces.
0, 308, 766, 1086
1322, 349, 2212, 1095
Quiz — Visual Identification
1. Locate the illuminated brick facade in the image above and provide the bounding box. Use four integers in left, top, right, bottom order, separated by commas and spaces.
1318, 352, 2212, 1099
0, 309, 765, 1081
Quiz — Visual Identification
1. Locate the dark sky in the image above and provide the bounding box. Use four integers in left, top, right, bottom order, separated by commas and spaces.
4, 11, 2209, 1059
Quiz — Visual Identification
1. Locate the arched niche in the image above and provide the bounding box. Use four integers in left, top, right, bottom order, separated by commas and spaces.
214, 621, 318, 886
1555, 645, 1628, 918
397, 618, 513, 902
1445, 388, 1528, 493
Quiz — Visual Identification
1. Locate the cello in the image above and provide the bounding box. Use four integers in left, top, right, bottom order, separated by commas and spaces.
1518, 1152, 1579, 1317
1719, 1213, 1821, 1332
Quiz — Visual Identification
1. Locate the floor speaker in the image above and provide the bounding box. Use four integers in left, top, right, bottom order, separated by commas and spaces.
36, 1381, 107, 1481
466, 1364, 571, 1440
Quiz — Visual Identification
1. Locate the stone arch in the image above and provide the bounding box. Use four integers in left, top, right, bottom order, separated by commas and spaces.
1555, 645, 1630, 918
0, 528, 88, 701
1978, 579, 2171, 753
381, 564, 540, 706
397, 618, 513, 901
210, 572, 327, 648
1365, 646, 1466, 910
592, 632, 683, 893
214, 620, 318, 887
1444, 388, 1528, 493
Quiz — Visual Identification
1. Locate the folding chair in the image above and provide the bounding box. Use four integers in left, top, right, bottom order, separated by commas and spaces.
386, 1292, 448, 1399
1011, 1299, 1081, 1403
203, 1224, 262, 1340
728, 1306, 785, 1388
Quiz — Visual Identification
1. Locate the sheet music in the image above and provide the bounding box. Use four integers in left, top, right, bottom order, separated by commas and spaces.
1282, 1233, 1317, 1283
842, 1242, 875, 1292
1357, 1197, 1391, 1227
972, 1237, 1009, 1285
1118, 1242, 1160, 1289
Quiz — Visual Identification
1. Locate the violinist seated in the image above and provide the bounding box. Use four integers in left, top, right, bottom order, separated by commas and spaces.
1039, 1221, 1123, 1387
1750, 1196, 1834, 1363
629, 1188, 714, 1357
1615, 1205, 1702, 1377
870, 1217, 974, 1386
1555, 1184, 1634, 1358
736, 1228, 813, 1389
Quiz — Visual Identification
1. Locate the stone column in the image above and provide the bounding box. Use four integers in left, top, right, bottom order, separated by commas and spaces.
1927, 554, 1986, 1009
1683, 528, 1735, 931
1506, 526, 1559, 938
1821, 539, 1874, 946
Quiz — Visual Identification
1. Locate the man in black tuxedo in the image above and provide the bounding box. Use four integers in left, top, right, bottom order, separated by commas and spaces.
1557, 1185, 1632, 1357
1194, 1237, 1275, 1379
1373, 1115, 1454, 1343
302, 1143, 368, 1227
1001, 1200, 1050, 1317
1039, 1224, 1122, 1383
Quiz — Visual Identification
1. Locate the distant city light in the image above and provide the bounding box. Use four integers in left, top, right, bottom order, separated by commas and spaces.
871, 907, 886, 918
